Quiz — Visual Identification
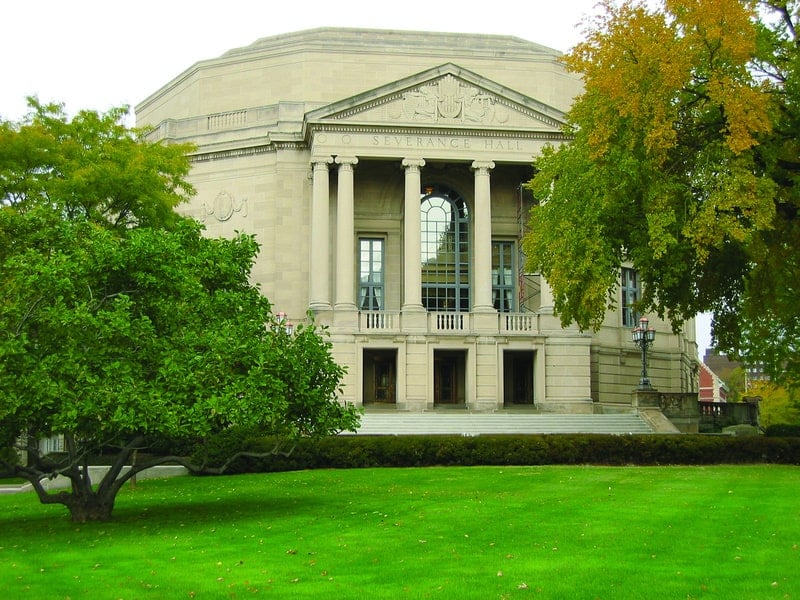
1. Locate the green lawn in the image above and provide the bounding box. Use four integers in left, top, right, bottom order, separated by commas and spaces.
1, 465, 798, 599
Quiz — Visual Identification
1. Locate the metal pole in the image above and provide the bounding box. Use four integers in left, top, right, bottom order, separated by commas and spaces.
640, 339, 649, 389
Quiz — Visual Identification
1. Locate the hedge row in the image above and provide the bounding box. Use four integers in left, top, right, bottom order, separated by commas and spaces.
192, 430, 800, 474
765, 424, 800, 438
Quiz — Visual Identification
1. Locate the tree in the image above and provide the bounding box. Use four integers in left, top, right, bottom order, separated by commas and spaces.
724, 366, 748, 403
748, 380, 800, 426
0, 98, 192, 231
0, 101, 359, 522
524, 0, 800, 387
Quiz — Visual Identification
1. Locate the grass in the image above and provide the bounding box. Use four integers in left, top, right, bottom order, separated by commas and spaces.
0, 465, 798, 599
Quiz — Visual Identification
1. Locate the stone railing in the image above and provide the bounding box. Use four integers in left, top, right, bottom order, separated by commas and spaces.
359, 311, 400, 332
431, 311, 467, 332
699, 398, 760, 428
207, 110, 248, 130
357, 311, 540, 335
501, 312, 538, 334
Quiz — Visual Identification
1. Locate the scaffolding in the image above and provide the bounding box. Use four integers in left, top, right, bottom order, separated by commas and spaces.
516, 183, 541, 312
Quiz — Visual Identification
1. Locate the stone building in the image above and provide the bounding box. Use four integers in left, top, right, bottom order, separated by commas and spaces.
136, 28, 697, 424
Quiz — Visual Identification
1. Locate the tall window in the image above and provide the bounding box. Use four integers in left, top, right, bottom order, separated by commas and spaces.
420, 185, 470, 312
359, 238, 384, 310
492, 241, 515, 312
621, 267, 640, 327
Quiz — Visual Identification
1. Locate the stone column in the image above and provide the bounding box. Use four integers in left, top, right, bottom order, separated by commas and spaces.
472, 160, 496, 313
334, 156, 358, 310
539, 275, 555, 314
309, 156, 333, 311
402, 158, 425, 312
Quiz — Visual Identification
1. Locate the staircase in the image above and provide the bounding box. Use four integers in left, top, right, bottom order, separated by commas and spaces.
350, 411, 653, 436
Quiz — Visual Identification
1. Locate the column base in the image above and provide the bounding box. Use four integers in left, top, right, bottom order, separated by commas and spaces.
309, 302, 332, 312
471, 304, 497, 314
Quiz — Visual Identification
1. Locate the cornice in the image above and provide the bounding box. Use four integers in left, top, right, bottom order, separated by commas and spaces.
306, 123, 570, 142
189, 141, 306, 164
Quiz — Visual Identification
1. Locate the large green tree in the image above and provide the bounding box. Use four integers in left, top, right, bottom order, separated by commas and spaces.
524, 0, 800, 386
0, 101, 359, 522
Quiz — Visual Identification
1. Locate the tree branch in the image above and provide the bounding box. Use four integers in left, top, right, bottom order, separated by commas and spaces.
97, 435, 144, 498
13, 296, 45, 336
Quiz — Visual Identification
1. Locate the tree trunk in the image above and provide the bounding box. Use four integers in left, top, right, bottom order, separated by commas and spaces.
67, 493, 116, 523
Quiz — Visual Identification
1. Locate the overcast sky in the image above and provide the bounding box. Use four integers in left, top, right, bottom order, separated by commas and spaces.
1, 0, 602, 120
1, 0, 713, 357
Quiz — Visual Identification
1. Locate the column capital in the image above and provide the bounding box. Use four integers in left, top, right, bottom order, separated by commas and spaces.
402, 157, 426, 171
471, 160, 496, 173
311, 155, 334, 167
335, 155, 359, 168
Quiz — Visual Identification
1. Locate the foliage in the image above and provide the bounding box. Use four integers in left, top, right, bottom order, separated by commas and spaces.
0, 101, 359, 521
724, 366, 748, 402
765, 423, 800, 437
0, 98, 193, 230
749, 380, 800, 427
524, 0, 800, 386
192, 433, 800, 472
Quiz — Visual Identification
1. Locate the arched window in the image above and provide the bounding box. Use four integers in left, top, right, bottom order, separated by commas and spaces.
420, 184, 470, 312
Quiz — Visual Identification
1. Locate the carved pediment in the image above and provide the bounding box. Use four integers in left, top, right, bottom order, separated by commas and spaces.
305, 64, 566, 133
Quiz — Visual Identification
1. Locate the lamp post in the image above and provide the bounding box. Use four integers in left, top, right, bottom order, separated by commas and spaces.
275, 312, 294, 335
632, 316, 656, 390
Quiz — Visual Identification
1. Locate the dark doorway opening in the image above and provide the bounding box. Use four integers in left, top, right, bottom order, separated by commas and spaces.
503, 350, 535, 406
434, 350, 467, 406
363, 349, 397, 405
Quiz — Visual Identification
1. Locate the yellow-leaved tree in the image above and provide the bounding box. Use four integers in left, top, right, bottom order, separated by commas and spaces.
525, 0, 800, 386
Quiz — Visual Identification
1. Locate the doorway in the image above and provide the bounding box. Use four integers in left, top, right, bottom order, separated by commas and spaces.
433, 350, 466, 406
363, 349, 397, 405
503, 350, 535, 406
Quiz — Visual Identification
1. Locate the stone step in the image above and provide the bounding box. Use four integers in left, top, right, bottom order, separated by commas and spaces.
350, 412, 653, 436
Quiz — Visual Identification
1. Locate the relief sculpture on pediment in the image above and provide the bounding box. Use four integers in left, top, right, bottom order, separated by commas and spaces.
393, 75, 509, 125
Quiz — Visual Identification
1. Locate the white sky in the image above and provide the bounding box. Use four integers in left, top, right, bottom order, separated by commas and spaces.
0, 0, 712, 357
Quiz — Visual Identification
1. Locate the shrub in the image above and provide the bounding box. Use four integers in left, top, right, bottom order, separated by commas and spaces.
764, 424, 800, 438
188, 433, 800, 475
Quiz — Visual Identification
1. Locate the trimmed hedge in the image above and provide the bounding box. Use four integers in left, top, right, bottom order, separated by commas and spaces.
193, 433, 800, 474
765, 424, 800, 438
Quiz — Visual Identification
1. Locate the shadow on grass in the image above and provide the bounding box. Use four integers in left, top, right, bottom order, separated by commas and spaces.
115, 491, 326, 526
1, 475, 328, 532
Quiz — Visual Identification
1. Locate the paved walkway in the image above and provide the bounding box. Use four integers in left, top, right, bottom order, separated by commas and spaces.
350, 411, 653, 436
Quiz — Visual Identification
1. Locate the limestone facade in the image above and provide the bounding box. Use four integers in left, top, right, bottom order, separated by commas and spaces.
136, 28, 697, 414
